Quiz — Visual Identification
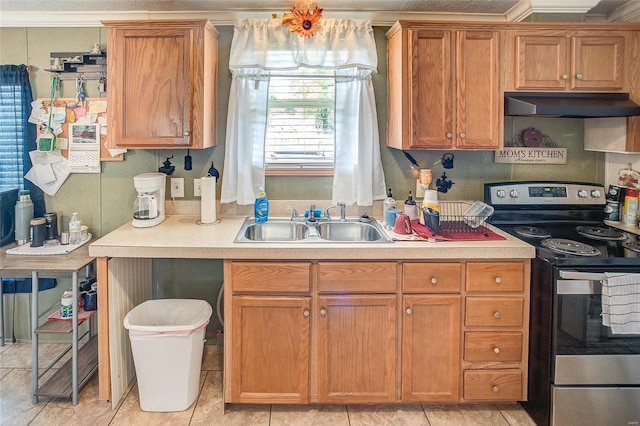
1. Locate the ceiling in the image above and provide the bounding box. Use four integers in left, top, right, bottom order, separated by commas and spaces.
0, 0, 638, 26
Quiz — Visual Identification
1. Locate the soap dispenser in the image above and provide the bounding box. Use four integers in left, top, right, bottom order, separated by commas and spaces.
383, 188, 396, 219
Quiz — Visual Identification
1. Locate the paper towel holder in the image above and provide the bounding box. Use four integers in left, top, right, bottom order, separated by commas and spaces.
197, 175, 220, 226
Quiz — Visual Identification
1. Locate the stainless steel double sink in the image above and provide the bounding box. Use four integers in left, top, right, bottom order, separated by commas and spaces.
234, 217, 393, 243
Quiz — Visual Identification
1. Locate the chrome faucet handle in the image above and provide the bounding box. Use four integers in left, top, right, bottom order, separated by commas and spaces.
308, 204, 317, 221
337, 202, 347, 221
287, 206, 299, 220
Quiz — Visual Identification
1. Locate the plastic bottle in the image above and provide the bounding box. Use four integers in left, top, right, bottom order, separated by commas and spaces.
15, 190, 34, 245
69, 212, 82, 245
254, 186, 269, 224
404, 191, 418, 221
420, 189, 440, 225
623, 188, 638, 226
383, 188, 396, 219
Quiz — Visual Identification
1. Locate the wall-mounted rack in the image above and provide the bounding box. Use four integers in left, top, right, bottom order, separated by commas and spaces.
45, 51, 106, 81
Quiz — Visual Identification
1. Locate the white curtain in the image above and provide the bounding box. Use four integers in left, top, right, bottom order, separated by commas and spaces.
221, 18, 386, 206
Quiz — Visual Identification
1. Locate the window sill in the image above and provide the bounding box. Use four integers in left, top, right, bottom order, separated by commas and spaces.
265, 167, 333, 177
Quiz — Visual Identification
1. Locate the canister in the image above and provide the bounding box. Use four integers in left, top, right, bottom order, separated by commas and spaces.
43, 212, 59, 240
604, 185, 626, 222
60, 291, 73, 318
623, 188, 639, 226
29, 217, 46, 247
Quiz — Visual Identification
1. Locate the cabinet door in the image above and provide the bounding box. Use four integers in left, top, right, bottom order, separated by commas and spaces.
402, 295, 461, 402
109, 27, 192, 147
515, 35, 569, 89
318, 295, 397, 403
571, 34, 625, 90
455, 30, 500, 149
409, 29, 454, 149
230, 295, 310, 403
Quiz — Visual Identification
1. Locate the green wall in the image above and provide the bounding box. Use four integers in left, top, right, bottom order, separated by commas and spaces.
0, 23, 605, 340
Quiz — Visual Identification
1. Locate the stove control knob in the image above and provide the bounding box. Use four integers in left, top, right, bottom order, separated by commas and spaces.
509, 189, 520, 199
496, 189, 507, 198
578, 189, 588, 198
591, 190, 602, 198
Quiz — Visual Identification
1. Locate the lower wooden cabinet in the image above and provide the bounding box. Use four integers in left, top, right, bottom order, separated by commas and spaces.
230, 295, 311, 403
402, 295, 461, 402
318, 295, 397, 403
225, 259, 529, 405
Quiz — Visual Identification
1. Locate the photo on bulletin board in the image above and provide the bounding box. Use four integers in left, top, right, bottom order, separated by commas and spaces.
68, 122, 101, 173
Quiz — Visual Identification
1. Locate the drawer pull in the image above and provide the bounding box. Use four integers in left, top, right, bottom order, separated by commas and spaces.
320, 308, 327, 316
495, 277, 502, 284
430, 277, 437, 285
303, 309, 310, 317
492, 385, 500, 393
561, 74, 568, 80
406, 307, 412, 315
494, 311, 501, 319
576, 74, 583, 80
493, 347, 500, 354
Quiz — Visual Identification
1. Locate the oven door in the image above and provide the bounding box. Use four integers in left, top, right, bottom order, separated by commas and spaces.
555, 270, 640, 359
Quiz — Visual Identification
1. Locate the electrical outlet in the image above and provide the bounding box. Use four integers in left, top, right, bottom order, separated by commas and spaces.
171, 178, 184, 198
194, 179, 201, 197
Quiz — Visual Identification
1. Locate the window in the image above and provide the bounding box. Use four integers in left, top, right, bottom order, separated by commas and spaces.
0, 82, 25, 189
265, 68, 335, 175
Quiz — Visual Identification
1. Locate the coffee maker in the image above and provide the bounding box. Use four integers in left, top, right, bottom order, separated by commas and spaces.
132, 173, 166, 228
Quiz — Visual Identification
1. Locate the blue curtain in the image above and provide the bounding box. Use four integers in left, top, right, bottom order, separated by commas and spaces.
0, 65, 55, 293
0, 64, 46, 216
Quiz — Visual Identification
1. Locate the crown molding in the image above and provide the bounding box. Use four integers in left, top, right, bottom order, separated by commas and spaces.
0, 10, 519, 27
528, 0, 600, 14
606, 1, 640, 22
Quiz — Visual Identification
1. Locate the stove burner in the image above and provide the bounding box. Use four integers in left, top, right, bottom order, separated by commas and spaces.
541, 238, 601, 256
513, 226, 551, 239
575, 226, 627, 241
622, 240, 640, 253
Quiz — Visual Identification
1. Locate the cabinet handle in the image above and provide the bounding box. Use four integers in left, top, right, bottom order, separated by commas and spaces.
446, 133, 453, 139
493, 347, 500, 354
576, 74, 583, 80
459, 132, 466, 139
495, 277, 502, 284
406, 307, 412, 315
183, 131, 190, 137
494, 311, 501, 319
561, 74, 568, 80
303, 309, 310, 317
320, 308, 327, 316
430, 277, 437, 285
492, 385, 500, 393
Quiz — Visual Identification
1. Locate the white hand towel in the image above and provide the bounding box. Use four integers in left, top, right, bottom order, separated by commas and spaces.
602, 273, 640, 334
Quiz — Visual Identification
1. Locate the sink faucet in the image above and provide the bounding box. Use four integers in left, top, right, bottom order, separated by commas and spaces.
287, 206, 299, 221
337, 202, 346, 221
307, 204, 317, 222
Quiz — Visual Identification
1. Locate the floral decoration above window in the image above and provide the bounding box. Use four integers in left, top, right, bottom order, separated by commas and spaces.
281, 1, 323, 38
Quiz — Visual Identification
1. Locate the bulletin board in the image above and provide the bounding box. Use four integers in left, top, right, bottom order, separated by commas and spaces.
36, 97, 124, 162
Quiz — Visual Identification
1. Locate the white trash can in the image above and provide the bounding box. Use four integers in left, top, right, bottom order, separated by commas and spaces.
124, 299, 212, 412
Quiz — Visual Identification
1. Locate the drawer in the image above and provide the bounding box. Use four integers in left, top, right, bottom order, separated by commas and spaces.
465, 297, 523, 327
464, 331, 523, 362
403, 263, 461, 293
466, 262, 524, 293
231, 262, 311, 293
318, 262, 396, 293
463, 370, 522, 401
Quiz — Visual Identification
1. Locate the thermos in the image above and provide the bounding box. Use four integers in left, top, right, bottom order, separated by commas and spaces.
44, 212, 59, 240
30, 217, 46, 247
15, 190, 33, 245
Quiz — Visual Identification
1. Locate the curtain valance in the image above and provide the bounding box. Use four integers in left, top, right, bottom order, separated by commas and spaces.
229, 18, 377, 71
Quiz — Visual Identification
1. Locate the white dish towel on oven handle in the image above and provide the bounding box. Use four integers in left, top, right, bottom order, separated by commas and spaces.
602, 273, 640, 334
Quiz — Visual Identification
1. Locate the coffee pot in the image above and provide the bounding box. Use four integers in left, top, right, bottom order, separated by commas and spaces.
133, 193, 158, 220
132, 173, 166, 228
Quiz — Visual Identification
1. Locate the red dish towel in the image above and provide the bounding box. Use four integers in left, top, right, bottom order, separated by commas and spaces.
410, 220, 505, 241
48, 307, 95, 321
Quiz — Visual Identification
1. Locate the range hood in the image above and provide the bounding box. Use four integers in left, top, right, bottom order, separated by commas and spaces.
504, 92, 640, 118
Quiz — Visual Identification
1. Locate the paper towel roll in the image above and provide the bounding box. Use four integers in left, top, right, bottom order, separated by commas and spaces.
200, 176, 217, 224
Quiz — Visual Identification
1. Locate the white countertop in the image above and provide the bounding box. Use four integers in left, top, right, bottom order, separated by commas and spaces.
89, 215, 535, 260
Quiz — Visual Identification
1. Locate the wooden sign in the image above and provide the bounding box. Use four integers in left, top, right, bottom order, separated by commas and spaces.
494, 147, 567, 164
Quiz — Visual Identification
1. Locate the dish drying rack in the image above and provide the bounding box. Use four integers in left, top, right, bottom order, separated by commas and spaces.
422, 201, 494, 235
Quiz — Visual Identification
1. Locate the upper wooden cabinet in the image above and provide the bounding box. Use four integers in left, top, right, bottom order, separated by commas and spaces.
103, 19, 218, 149
386, 22, 501, 150
513, 31, 627, 91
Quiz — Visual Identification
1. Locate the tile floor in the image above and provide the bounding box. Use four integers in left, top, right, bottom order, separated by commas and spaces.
0, 342, 537, 425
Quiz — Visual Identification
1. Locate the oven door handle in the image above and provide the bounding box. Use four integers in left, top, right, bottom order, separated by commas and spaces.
558, 270, 606, 281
